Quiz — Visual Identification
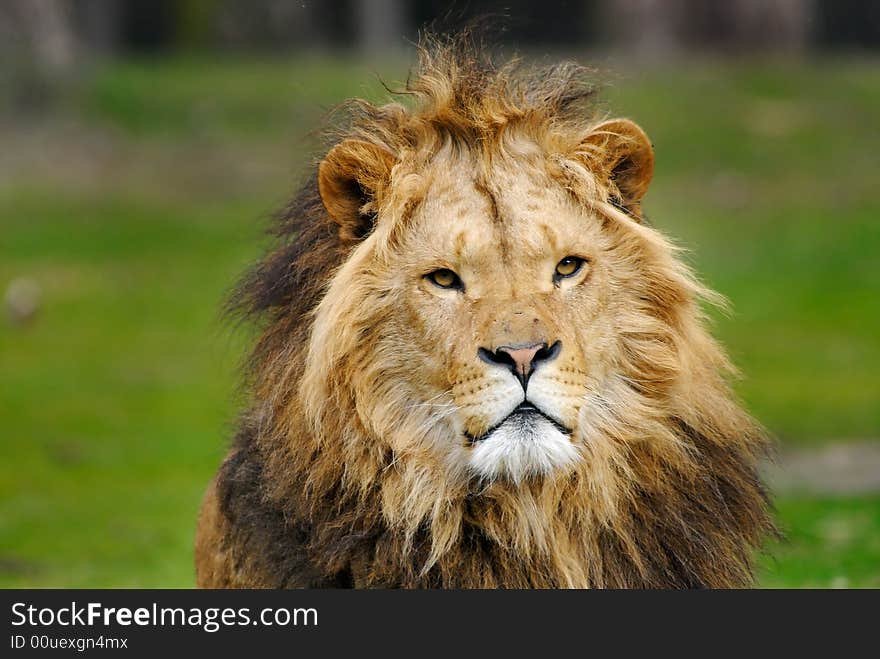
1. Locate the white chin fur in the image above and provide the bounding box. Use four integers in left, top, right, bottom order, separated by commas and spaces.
467, 414, 579, 484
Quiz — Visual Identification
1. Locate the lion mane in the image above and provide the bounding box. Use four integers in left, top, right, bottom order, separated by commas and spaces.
195, 35, 775, 589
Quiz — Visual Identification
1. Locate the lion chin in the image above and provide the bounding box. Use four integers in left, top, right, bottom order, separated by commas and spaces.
194, 34, 775, 589
466, 404, 580, 484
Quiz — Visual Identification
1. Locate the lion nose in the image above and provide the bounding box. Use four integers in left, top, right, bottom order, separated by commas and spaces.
478, 341, 561, 389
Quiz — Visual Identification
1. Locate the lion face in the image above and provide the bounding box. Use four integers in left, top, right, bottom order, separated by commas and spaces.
392, 151, 615, 482
306, 119, 669, 486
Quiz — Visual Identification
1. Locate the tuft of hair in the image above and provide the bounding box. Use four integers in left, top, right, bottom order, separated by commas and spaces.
197, 32, 776, 589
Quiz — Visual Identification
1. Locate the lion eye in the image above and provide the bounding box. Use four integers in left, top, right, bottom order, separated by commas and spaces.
554, 256, 585, 280
426, 268, 463, 290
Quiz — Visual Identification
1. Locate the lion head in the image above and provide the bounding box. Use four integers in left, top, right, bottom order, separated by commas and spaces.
197, 36, 774, 589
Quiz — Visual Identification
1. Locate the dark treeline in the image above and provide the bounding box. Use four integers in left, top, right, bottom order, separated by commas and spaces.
1, 0, 878, 74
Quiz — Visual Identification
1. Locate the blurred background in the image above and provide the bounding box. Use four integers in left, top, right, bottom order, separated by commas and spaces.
1, 0, 878, 588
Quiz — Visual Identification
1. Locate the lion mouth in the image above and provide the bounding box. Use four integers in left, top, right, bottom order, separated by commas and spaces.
465, 401, 571, 444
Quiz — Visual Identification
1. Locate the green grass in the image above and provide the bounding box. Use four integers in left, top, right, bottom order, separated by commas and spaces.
82, 54, 397, 138
0, 193, 255, 587
1, 54, 878, 587
759, 496, 880, 588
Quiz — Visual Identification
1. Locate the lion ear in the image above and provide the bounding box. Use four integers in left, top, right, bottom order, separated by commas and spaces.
580, 119, 654, 217
318, 139, 397, 242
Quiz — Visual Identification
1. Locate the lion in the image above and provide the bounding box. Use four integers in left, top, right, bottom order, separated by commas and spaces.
195, 35, 775, 588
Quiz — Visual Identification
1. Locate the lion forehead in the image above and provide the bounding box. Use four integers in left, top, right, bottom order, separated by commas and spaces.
395, 149, 598, 271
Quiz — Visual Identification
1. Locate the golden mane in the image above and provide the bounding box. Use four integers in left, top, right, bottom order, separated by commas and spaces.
195, 34, 775, 588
